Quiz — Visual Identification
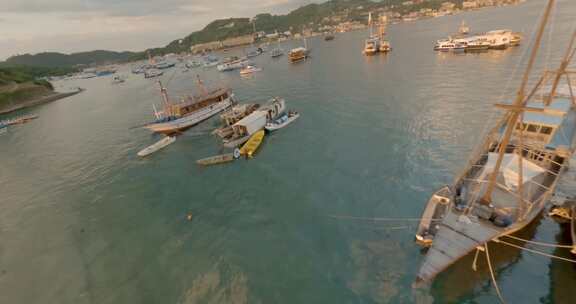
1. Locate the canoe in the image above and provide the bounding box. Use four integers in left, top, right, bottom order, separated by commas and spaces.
137, 136, 176, 157
239, 130, 265, 158
265, 113, 300, 131
196, 151, 239, 166
223, 135, 251, 148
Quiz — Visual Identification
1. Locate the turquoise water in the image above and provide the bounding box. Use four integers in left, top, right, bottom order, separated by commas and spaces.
1, 1, 576, 303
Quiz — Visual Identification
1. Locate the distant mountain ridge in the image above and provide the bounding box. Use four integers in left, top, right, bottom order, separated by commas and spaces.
2, 50, 138, 68
1, 0, 483, 68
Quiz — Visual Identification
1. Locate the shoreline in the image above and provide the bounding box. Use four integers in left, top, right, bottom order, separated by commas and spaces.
0, 88, 84, 115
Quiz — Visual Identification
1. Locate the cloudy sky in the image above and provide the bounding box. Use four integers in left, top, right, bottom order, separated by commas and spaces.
0, 0, 319, 60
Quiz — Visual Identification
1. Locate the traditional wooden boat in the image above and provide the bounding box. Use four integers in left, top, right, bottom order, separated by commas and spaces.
265, 112, 300, 131
137, 136, 175, 157
196, 152, 238, 166
415, 0, 576, 285
239, 130, 265, 158
288, 47, 309, 63
143, 79, 235, 135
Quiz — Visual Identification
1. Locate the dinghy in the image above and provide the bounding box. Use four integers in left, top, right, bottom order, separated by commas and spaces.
265, 112, 299, 131
196, 149, 240, 166
137, 136, 175, 157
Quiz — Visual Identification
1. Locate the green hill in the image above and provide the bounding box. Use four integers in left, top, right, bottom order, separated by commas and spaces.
3, 50, 138, 68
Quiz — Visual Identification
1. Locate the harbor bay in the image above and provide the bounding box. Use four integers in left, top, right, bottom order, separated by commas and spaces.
1, 1, 576, 303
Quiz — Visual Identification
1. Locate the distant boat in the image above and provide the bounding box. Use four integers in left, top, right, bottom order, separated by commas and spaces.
363, 38, 379, 55
202, 55, 220, 68
324, 34, 335, 41
154, 61, 176, 69
459, 20, 470, 35
137, 136, 176, 157
217, 57, 250, 72
0, 122, 7, 135
111, 75, 125, 84
185, 60, 201, 69
240, 65, 262, 75
288, 47, 309, 63
265, 111, 300, 131
144, 69, 163, 78
239, 130, 265, 158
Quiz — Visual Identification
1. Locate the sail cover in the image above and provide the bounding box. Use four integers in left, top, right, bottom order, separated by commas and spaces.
480, 153, 545, 190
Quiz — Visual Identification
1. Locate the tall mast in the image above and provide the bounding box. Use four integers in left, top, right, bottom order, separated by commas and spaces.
545, 30, 576, 105
481, 0, 555, 204
158, 80, 171, 117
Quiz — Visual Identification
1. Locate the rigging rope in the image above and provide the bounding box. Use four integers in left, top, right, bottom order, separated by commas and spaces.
501, 234, 574, 248
495, 238, 576, 264
326, 215, 439, 222
485, 243, 508, 304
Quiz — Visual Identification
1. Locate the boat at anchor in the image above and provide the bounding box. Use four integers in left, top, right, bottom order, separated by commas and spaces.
415, 0, 576, 286
143, 78, 235, 135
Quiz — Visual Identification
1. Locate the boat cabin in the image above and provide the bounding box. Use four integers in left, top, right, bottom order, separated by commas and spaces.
171, 89, 230, 117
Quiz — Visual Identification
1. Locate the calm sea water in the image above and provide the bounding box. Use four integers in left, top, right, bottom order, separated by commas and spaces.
2, 1, 576, 303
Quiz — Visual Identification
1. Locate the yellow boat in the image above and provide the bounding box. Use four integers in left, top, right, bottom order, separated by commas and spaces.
239, 130, 265, 158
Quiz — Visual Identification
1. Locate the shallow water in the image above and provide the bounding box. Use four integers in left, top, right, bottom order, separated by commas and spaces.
1, 1, 576, 303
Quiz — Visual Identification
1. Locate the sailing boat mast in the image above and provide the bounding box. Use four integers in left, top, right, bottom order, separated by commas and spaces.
481, 0, 556, 204
158, 80, 172, 117
368, 12, 373, 37
545, 30, 576, 106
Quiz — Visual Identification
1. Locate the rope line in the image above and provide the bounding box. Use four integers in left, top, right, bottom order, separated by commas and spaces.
501, 234, 574, 248
495, 238, 576, 264
326, 215, 439, 222
485, 243, 507, 304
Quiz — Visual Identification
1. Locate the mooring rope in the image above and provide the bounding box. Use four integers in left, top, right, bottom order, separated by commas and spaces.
495, 238, 576, 264
501, 234, 574, 249
326, 215, 439, 222
485, 243, 507, 304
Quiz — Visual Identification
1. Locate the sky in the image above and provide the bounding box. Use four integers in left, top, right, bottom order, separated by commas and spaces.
0, 0, 319, 60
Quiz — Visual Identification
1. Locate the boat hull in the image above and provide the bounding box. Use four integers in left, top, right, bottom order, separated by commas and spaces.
144, 98, 234, 135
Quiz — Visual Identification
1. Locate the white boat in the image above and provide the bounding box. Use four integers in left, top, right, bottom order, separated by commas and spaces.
144, 69, 163, 78
111, 76, 125, 84
137, 136, 176, 157
222, 110, 267, 148
217, 58, 249, 72
240, 65, 262, 75
143, 81, 236, 135
265, 112, 299, 131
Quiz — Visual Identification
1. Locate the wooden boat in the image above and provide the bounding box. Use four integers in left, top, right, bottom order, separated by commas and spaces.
1, 114, 39, 126
415, 0, 575, 285
221, 110, 267, 148
137, 136, 175, 157
143, 79, 235, 135
265, 112, 300, 131
239, 130, 265, 158
196, 152, 238, 166
288, 47, 309, 63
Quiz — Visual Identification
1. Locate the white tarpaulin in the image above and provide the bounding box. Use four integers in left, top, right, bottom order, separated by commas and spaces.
480, 153, 546, 190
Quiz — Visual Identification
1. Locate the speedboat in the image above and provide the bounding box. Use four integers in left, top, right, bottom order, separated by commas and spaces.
240, 65, 262, 75
144, 69, 163, 78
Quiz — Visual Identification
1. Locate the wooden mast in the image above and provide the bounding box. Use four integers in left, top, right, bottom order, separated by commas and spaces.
545, 30, 576, 105
481, 0, 556, 204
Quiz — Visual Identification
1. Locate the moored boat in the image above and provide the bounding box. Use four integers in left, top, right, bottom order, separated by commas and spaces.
265, 111, 300, 131
137, 136, 176, 157
240, 65, 262, 75
196, 151, 239, 166
144, 69, 163, 78
217, 57, 250, 72
143, 80, 235, 135
415, 0, 574, 286
239, 130, 265, 158
288, 47, 309, 63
